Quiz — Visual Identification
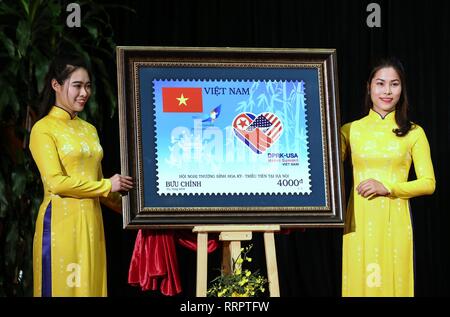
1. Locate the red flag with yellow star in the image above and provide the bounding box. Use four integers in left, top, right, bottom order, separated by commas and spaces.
162, 87, 203, 112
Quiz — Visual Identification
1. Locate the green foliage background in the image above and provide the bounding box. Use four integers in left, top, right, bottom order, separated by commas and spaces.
0, 0, 129, 296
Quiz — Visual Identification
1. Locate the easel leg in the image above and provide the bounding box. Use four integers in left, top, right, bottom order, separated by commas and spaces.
230, 241, 241, 269
221, 240, 242, 275
221, 241, 232, 275
264, 232, 280, 297
196, 232, 208, 297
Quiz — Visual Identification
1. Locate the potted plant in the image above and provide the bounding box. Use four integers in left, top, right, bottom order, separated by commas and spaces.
207, 244, 268, 297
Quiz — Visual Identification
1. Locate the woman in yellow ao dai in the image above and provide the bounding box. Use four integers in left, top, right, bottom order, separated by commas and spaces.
341, 58, 435, 297
30, 56, 133, 296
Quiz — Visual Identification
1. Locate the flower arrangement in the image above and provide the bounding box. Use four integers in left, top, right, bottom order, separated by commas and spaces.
207, 244, 268, 297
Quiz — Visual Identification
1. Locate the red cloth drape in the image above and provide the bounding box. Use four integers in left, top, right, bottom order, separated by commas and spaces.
128, 229, 219, 296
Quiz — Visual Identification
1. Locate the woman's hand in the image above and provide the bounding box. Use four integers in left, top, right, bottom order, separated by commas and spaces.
356, 179, 389, 198
110, 174, 134, 194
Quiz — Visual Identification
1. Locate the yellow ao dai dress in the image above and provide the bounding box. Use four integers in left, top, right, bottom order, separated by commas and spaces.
341, 109, 435, 296
30, 106, 118, 296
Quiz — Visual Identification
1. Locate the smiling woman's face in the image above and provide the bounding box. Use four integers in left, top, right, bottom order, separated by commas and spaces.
369, 66, 401, 116
52, 67, 91, 117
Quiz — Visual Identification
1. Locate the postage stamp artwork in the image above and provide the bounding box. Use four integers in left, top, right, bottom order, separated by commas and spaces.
153, 79, 311, 195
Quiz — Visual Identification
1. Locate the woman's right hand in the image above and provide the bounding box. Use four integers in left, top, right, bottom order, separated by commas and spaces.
356, 178, 389, 197
110, 174, 134, 193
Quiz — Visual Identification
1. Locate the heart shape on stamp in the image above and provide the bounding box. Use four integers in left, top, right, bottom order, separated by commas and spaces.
232, 112, 283, 154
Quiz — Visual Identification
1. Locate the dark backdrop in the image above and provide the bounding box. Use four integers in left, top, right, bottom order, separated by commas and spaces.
96, 0, 450, 297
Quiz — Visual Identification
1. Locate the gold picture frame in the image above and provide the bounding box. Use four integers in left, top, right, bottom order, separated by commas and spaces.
116, 46, 345, 228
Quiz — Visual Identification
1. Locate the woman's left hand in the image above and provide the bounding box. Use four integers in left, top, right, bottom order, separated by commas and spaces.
356, 179, 390, 197
110, 174, 134, 193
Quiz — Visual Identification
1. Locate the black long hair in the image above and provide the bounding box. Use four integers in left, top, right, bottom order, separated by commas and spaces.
37, 55, 92, 118
364, 57, 413, 136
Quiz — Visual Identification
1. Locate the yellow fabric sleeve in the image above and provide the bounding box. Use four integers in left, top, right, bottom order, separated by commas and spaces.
30, 123, 112, 198
340, 122, 351, 162
98, 166, 123, 213
386, 127, 436, 199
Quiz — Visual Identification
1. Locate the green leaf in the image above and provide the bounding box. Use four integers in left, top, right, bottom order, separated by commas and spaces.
4, 85, 20, 119
20, 0, 29, 16
84, 22, 99, 41
5, 221, 19, 266
0, 173, 9, 217
12, 168, 27, 198
30, 48, 49, 93
0, 2, 21, 18
8, 59, 22, 76
16, 20, 31, 58
47, 0, 62, 18
0, 30, 15, 57
0, 83, 20, 119
29, 0, 42, 23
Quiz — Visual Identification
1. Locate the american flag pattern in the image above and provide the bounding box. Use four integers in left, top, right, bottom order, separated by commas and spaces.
232, 112, 283, 154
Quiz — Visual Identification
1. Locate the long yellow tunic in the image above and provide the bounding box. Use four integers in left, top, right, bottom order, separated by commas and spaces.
341, 109, 435, 297
30, 106, 115, 297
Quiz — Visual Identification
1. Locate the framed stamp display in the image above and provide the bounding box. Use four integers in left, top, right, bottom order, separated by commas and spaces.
116, 46, 345, 228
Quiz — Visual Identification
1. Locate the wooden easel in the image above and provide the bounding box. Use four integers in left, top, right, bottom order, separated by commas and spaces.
193, 225, 281, 297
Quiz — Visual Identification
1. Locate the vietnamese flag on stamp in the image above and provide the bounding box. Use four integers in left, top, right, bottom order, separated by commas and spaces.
162, 87, 203, 112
